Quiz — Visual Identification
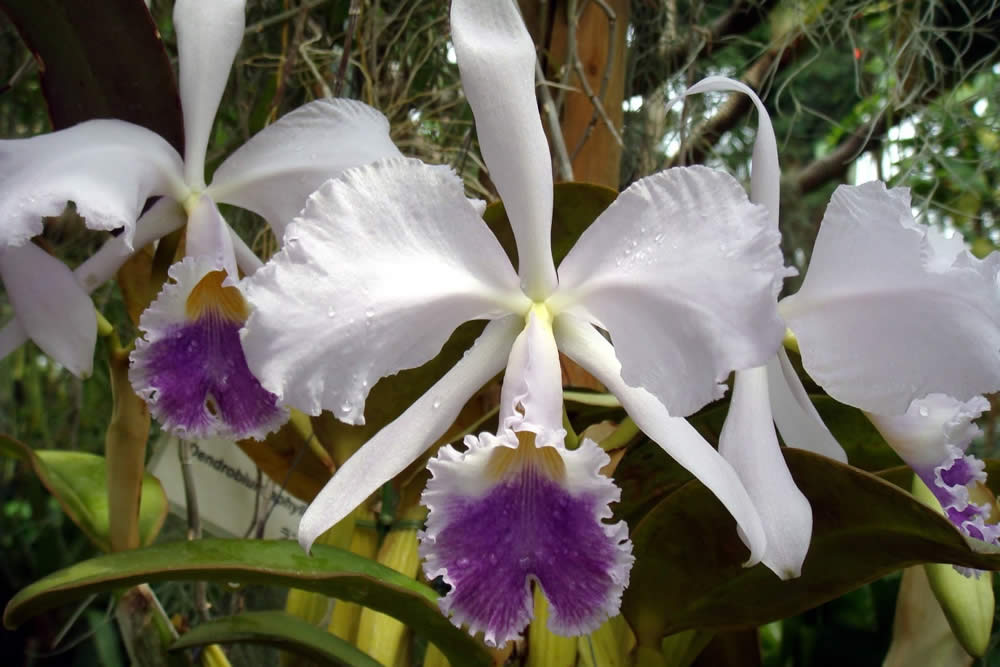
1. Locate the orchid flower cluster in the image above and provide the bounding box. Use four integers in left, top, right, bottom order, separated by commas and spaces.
2, 0, 1000, 650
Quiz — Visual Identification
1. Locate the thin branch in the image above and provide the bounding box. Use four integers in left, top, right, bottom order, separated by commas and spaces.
178, 440, 209, 621
334, 0, 362, 97
536, 59, 575, 181
244, 0, 330, 34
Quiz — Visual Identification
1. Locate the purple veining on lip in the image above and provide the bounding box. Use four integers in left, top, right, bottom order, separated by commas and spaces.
138, 312, 282, 438
422, 459, 628, 644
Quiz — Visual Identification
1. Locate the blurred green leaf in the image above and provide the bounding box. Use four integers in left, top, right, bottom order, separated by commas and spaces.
0, 0, 183, 146
3, 538, 492, 667
170, 611, 382, 667
0, 435, 166, 553
622, 450, 1000, 645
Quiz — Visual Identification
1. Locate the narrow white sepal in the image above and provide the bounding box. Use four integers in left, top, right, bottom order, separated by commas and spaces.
681, 76, 780, 226
720, 366, 812, 579
767, 348, 847, 463
174, 0, 246, 187
451, 0, 557, 299
0, 243, 96, 377
209, 98, 403, 240
297, 315, 522, 553
552, 313, 768, 566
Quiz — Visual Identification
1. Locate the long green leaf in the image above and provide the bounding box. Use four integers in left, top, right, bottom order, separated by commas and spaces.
3, 538, 491, 667
170, 611, 382, 667
0, 435, 167, 552
621, 449, 1000, 645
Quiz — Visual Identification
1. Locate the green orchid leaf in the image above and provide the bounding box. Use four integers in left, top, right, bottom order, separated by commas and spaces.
3, 538, 492, 667
0, 435, 167, 553
170, 611, 382, 667
0, 0, 183, 145
621, 449, 1000, 646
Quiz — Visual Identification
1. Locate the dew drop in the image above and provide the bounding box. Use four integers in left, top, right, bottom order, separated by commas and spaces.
327, 307, 336, 318
365, 307, 375, 319
432, 398, 442, 409
340, 401, 352, 415
654, 233, 664, 243
518, 556, 530, 568
918, 406, 930, 417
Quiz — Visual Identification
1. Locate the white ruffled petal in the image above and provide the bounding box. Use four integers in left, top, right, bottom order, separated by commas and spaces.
209, 99, 402, 240
0, 243, 95, 377
240, 158, 526, 422
297, 315, 522, 552
719, 366, 812, 579
553, 166, 788, 417
174, 0, 245, 186
552, 314, 767, 566
767, 349, 847, 462
780, 181, 1000, 415
0, 120, 186, 247
451, 0, 556, 299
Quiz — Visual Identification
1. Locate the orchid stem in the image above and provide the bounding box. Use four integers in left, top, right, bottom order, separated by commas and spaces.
600, 417, 639, 452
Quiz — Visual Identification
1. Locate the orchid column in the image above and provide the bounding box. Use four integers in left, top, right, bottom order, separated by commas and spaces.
242, 0, 792, 646
0, 0, 402, 439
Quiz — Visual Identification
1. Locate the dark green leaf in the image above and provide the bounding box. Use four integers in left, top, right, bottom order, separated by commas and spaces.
170, 611, 382, 667
622, 450, 1000, 645
0, 0, 183, 146
3, 538, 491, 667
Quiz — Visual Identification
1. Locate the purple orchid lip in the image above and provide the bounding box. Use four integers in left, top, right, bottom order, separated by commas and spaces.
131, 262, 285, 440
915, 446, 1000, 551
420, 431, 632, 647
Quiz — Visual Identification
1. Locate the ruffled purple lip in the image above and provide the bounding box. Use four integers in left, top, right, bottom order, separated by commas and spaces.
917, 446, 1000, 551
139, 313, 282, 438
420, 437, 632, 647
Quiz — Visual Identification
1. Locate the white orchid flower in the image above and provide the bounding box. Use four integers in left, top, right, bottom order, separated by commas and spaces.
770, 181, 1000, 547
701, 79, 1000, 573
241, 0, 790, 646
0, 0, 401, 438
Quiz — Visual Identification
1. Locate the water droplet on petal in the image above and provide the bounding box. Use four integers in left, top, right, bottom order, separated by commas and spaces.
919, 406, 930, 417
340, 401, 352, 414
327, 307, 336, 318
432, 398, 442, 409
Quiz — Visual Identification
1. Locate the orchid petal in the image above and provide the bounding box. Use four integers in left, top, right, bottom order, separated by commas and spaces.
553, 166, 788, 417
0, 120, 185, 247
130, 256, 285, 440
766, 349, 847, 462
498, 310, 563, 440
451, 0, 556, 299
0, 199, 187, 364
297, 315, 523, 552
241, 158, 526, 422
552, 314, 767, 565
683, 77, 779, 224
421, 432, 632, 646
0, 243, 95, 377
868, 395, 1000, 549
780, 182, 1000, 415
209, 99, 402, 240
174, 0, 245, 186
184, 195, 238, 281
720, 366, 812, 579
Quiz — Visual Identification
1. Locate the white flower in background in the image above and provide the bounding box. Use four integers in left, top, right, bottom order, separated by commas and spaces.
241, 0, 790, 646
769, 181, 1000, 550
0, 0, 401, 438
